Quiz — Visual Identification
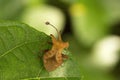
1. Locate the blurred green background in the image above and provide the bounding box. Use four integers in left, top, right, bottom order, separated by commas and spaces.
0, 0, 120, 80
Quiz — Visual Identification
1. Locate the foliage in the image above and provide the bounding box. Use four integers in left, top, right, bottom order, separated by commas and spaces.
0, 21, 80, 80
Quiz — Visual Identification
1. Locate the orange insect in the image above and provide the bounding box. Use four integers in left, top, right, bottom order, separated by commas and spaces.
43, 21, 69, 72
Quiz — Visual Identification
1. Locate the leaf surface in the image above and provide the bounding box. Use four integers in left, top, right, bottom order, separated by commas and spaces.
0, 21, 80, 80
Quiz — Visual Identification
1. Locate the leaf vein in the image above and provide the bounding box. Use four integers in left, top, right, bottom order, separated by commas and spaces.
0, 35, 7, 50
37, 66, 44, 77
0, 41, 39, 59
0, 42, 26, 58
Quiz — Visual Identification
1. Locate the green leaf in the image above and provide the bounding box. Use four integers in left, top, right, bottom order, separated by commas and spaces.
0, 21, 80, 80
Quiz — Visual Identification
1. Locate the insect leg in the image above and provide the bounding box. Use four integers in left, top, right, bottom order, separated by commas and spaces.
55, 52, 63, 63
44, 50, 56, 59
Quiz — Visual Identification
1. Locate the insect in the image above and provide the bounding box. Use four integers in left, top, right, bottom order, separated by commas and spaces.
43, 21, 69, 72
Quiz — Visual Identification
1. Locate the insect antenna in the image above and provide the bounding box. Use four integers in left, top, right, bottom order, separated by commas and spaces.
45, 21, 62, 41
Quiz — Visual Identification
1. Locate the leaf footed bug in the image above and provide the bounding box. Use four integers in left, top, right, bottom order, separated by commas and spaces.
43, 21, 69, 71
